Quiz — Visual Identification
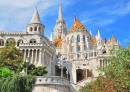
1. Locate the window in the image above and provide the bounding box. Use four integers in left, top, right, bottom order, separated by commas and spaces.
78, 46, 80, 52
84, 45, 86, 50
30, 27, 33, 31
39, 27, 41, 31
83, 35, 85, 42
30, 39, 36, 43
72, 47, 74, 52
34, 27, 37, 31
77, 35, 80, 42
72, 36, 74, 43
78, 54, 80, 58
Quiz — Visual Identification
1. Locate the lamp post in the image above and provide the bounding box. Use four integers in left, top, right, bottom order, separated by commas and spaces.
26, 57, 29, 75
84, 53, 89, 78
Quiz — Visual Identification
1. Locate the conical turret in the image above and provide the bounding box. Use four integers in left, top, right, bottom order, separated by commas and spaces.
58, 3, 63, 21
50, 31, 54, 42
30, 7, 41, 24
98, 28, 101, 39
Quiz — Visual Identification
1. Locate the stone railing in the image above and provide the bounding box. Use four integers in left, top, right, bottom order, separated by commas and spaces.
35, 76, 69, 86
19, 43, 44, 47
0, 31, 25, 35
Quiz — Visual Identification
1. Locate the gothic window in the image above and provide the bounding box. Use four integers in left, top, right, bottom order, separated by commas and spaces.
78, 46, 80, 52
34, 27, 37, 31
83, 35, 85, 42
77, 35, 80, 42
72, 36, 74, 43
39, 27, 41, 31
30, 39, 36, 43
78, 54, 80, 58
30, 27, 33, 31
72, 47, 74, 52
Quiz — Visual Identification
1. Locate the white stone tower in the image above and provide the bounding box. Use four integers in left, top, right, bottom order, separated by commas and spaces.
54, 3, 67, 39
96, 28, 102, 49
26, 7, 45, 35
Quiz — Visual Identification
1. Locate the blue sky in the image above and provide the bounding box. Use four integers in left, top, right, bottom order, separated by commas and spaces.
0, 0, 130, 47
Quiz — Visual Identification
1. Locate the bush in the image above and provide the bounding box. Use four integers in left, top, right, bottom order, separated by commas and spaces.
0, 75, 36, 92
0, 68, 14, 78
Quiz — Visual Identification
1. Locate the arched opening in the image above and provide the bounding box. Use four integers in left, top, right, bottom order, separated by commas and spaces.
0, 39, 4, 46
83, 35, 85, 42
34, 27, 37, 31
72, 36, 74, 43
103, 51, 106, 54
6, 38, 15, 43
30, 39, 36, 43
76, 69, 86, 82
17, 40, 23, 46
30, 27, 33, 31
39, 27, 41, 31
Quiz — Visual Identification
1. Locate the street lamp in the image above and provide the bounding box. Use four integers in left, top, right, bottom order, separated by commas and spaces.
26, 57, 29, 75
84, 53, 89, 79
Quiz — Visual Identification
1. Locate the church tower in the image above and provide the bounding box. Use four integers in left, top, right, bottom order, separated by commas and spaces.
54, 3, 67, 39
26, 7, 45, 35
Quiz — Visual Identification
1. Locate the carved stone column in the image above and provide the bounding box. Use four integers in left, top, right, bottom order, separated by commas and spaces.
31, 49, 34, 64
35, 49, 38, 64
24, 49, 26, 61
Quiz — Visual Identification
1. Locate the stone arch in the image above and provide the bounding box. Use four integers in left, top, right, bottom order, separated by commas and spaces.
6, 38, 15, 43
30, 39, 36, 43
17, 39, 23, 46
0, 39, 4, 46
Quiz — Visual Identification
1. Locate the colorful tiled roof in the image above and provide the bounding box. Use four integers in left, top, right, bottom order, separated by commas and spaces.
54, 38, 63, 47
67, 19, 88, 34
110, 36, 117, 43
92, 37, 97, 45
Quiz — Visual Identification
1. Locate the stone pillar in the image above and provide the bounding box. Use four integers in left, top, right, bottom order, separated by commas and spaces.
35, 49, 38, 64
93, 49, 94, 58
31, 49, 34, 64
24, 49, 26, 61
38, 49, 42, 65
28, 49, 30, 57
75, 37, 77, 59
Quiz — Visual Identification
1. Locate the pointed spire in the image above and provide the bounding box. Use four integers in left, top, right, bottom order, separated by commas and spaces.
58, 3, 63, 20
90, 30, 92, 36
98, 27, 101, 39
50, 30, 53, 42
30, 7, 41, 24
74, 11, 76, 22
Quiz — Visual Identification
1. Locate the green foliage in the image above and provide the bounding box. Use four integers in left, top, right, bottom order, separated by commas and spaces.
0, 68, 14, 78
79, 46, 130, 92
17, 61, 48, 76
0, 75, 36, 92
0, 41, 23, 72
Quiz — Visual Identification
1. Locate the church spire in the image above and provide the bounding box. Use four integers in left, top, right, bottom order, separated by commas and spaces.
98, 27, 101, 39
30, 7, 41, 24
90, 30, 92, 36
50, 30, 53, 42
58, 3, 63, 20
74, 11, 76, 22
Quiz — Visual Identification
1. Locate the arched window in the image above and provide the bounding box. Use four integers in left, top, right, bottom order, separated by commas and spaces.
72, 47, 74, 52
30, 27, 33, 31
39, 27, 41, 31
72, 36, 74, 43
30, 39, 36, 43
78, 46, 80, 52
83, 35, 85, 42
17, 40, 23, 46
34, 27, 37, 31
77, 35, 80, 42
6, 38, 15, 43
0, 39, 4, 46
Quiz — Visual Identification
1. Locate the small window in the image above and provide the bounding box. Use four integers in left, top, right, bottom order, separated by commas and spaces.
78, 54, 80, 58
30, 27, 33, 31
72, 36, 74, 43
39, 27, 41, 31
83, 35, 85, 42
34, 27, 37, 31
78, 46, 80, 52
77, 35, 80, 42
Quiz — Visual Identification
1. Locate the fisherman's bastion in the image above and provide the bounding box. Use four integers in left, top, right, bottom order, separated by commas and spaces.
0, 4, 121, 92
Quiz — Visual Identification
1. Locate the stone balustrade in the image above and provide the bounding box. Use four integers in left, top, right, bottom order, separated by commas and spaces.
0, 31, 25, 35
35, 76, 69, 86
19, 43, 44, 47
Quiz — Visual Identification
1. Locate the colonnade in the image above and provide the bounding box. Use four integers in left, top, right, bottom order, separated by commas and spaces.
22, 49, 42, 65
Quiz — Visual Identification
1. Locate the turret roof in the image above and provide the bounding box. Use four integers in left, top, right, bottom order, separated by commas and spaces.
67, 19, 88, 34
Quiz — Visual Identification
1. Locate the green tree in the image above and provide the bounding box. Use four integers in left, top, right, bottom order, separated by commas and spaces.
0, 68, 14, 78
79, 46, 130, 92
0, 41, 23, 72
17, 61, 48, 76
